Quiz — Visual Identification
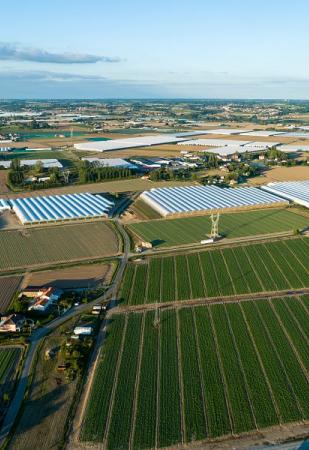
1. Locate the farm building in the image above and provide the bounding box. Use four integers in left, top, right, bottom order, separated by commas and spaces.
262, 181, 309, 208
139, 185, 288, 217
0, 314, 25, 333
10, 192, 114, 225
81, 157, 138, 170
0, 159, 63, 169
73, 326, 93, 336
24, 287, 63, 312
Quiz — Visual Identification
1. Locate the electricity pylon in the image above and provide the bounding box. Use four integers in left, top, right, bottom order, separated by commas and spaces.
210, 212, 220, 239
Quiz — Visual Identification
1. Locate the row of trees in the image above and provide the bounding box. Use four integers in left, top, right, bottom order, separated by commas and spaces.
149, 167, 192, 181
78, 160, 133, 183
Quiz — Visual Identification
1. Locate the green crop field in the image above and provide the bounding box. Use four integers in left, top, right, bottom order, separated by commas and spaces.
0, 348, 21, 384
120, 237, 309, 305
0, 221, 119, 272
80, 298, 309, 448
128, 208, 309, 247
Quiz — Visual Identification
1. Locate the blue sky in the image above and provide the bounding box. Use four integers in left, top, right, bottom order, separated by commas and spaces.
1, 0, 309, 99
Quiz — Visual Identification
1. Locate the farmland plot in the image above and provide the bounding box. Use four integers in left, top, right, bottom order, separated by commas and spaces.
121, 238, 309, 305
0, 276, 23, 312
81, 300, 309, 449
128, 208, 309, 247
0, 221, 119, 272
0, 347, 21, 384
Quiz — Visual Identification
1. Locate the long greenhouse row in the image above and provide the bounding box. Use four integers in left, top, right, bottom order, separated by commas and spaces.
140, 185, 288, 217
9, 192, 114, 224
262, 181, 309, 208
80, 298, 309, 448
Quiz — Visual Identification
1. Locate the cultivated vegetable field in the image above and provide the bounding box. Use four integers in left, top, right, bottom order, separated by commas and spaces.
120, 237, 309, 305
0, 221, 119, 272
80, 298, 309, 448
128, 208, 309, 247
0, 276, 23, 312
0, 347, 21, 384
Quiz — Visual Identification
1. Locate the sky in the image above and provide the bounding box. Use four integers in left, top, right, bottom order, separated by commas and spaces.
0, 0, 309, 99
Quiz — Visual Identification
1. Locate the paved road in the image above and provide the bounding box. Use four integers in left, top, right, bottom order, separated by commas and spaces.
0, 217, 130, 447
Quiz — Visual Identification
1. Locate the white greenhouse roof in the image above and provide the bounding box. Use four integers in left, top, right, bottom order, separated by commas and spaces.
81, 158, 138, 169
261, 181, 309, 208
74, 135, 187, 152
279, 145, 309, 152
0, 199, 10, 211
201, 128, 249, 135
243, 141, 280, 149
240, 130, 284, 137
178, 139, 250, 147
10, 192, 114, 224
140, 185, 288, 217
280, 132, 309, 138
200, 146, 262, 156
175, 130, 216, 137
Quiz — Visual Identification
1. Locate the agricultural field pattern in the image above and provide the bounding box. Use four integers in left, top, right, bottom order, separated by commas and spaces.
0, 221, 119, 271
0, 276, 23, 312
0, 348, 21, 385
80, 297, 309, 448
128, 208, 309, 247
120, 237, 309, 305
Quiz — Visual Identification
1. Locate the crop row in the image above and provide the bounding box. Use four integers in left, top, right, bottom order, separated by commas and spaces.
0, 222, 119, 271
120, 238, 309, 305
0, 348, 20, 383
81, 297, 309, 448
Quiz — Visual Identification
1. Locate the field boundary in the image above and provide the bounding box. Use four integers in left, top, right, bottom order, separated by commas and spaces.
113, 288, 309, 315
